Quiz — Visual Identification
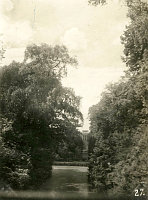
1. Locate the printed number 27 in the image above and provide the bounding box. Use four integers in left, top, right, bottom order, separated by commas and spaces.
135, 189, 145, 196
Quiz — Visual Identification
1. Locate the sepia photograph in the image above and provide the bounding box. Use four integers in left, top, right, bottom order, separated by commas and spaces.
0, 0, 148, 199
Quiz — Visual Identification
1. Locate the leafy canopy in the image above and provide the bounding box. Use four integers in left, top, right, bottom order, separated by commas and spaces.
0, 43, 83, 188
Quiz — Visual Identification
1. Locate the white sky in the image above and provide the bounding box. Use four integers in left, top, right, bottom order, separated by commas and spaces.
0, 0, 129, 130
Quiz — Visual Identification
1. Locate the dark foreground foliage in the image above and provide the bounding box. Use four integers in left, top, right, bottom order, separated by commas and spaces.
0, 191, 141, 200
88, 0, 148, 196
0, 44, 83, 189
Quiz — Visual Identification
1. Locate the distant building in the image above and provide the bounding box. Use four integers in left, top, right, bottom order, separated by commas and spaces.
80, 130, 89, 160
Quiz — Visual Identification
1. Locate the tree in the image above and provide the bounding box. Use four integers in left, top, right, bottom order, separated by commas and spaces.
88, 0, 106, 6
88, 0, 148, 195
88, 78, 142, 190
55, 128, 83, 162
0, 43, 83, 188
121, 0, 148, 73
88, 75, 147, 194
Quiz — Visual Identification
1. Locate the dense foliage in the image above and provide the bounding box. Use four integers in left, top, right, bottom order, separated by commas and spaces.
88, 0, 148, 196
55, 129, 83, 162
88, 0, 106, 6
0, 44, 83, 189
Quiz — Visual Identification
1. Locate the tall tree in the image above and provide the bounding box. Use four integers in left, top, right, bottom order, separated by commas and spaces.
88, 0, 148, 195
0, 44, 83, 188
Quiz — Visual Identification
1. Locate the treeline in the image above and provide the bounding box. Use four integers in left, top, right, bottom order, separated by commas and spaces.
88, 0, 148, 195
55, 128, 83, 162
0, 44, 83, 189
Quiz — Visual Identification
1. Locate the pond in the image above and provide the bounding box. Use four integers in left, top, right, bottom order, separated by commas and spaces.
41, 165, 92, 194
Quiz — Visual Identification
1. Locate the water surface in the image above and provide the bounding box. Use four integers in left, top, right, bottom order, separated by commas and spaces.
41, 165, 90, 193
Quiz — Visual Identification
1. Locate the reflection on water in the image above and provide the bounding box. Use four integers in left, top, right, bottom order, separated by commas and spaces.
41, 165, 91, 193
